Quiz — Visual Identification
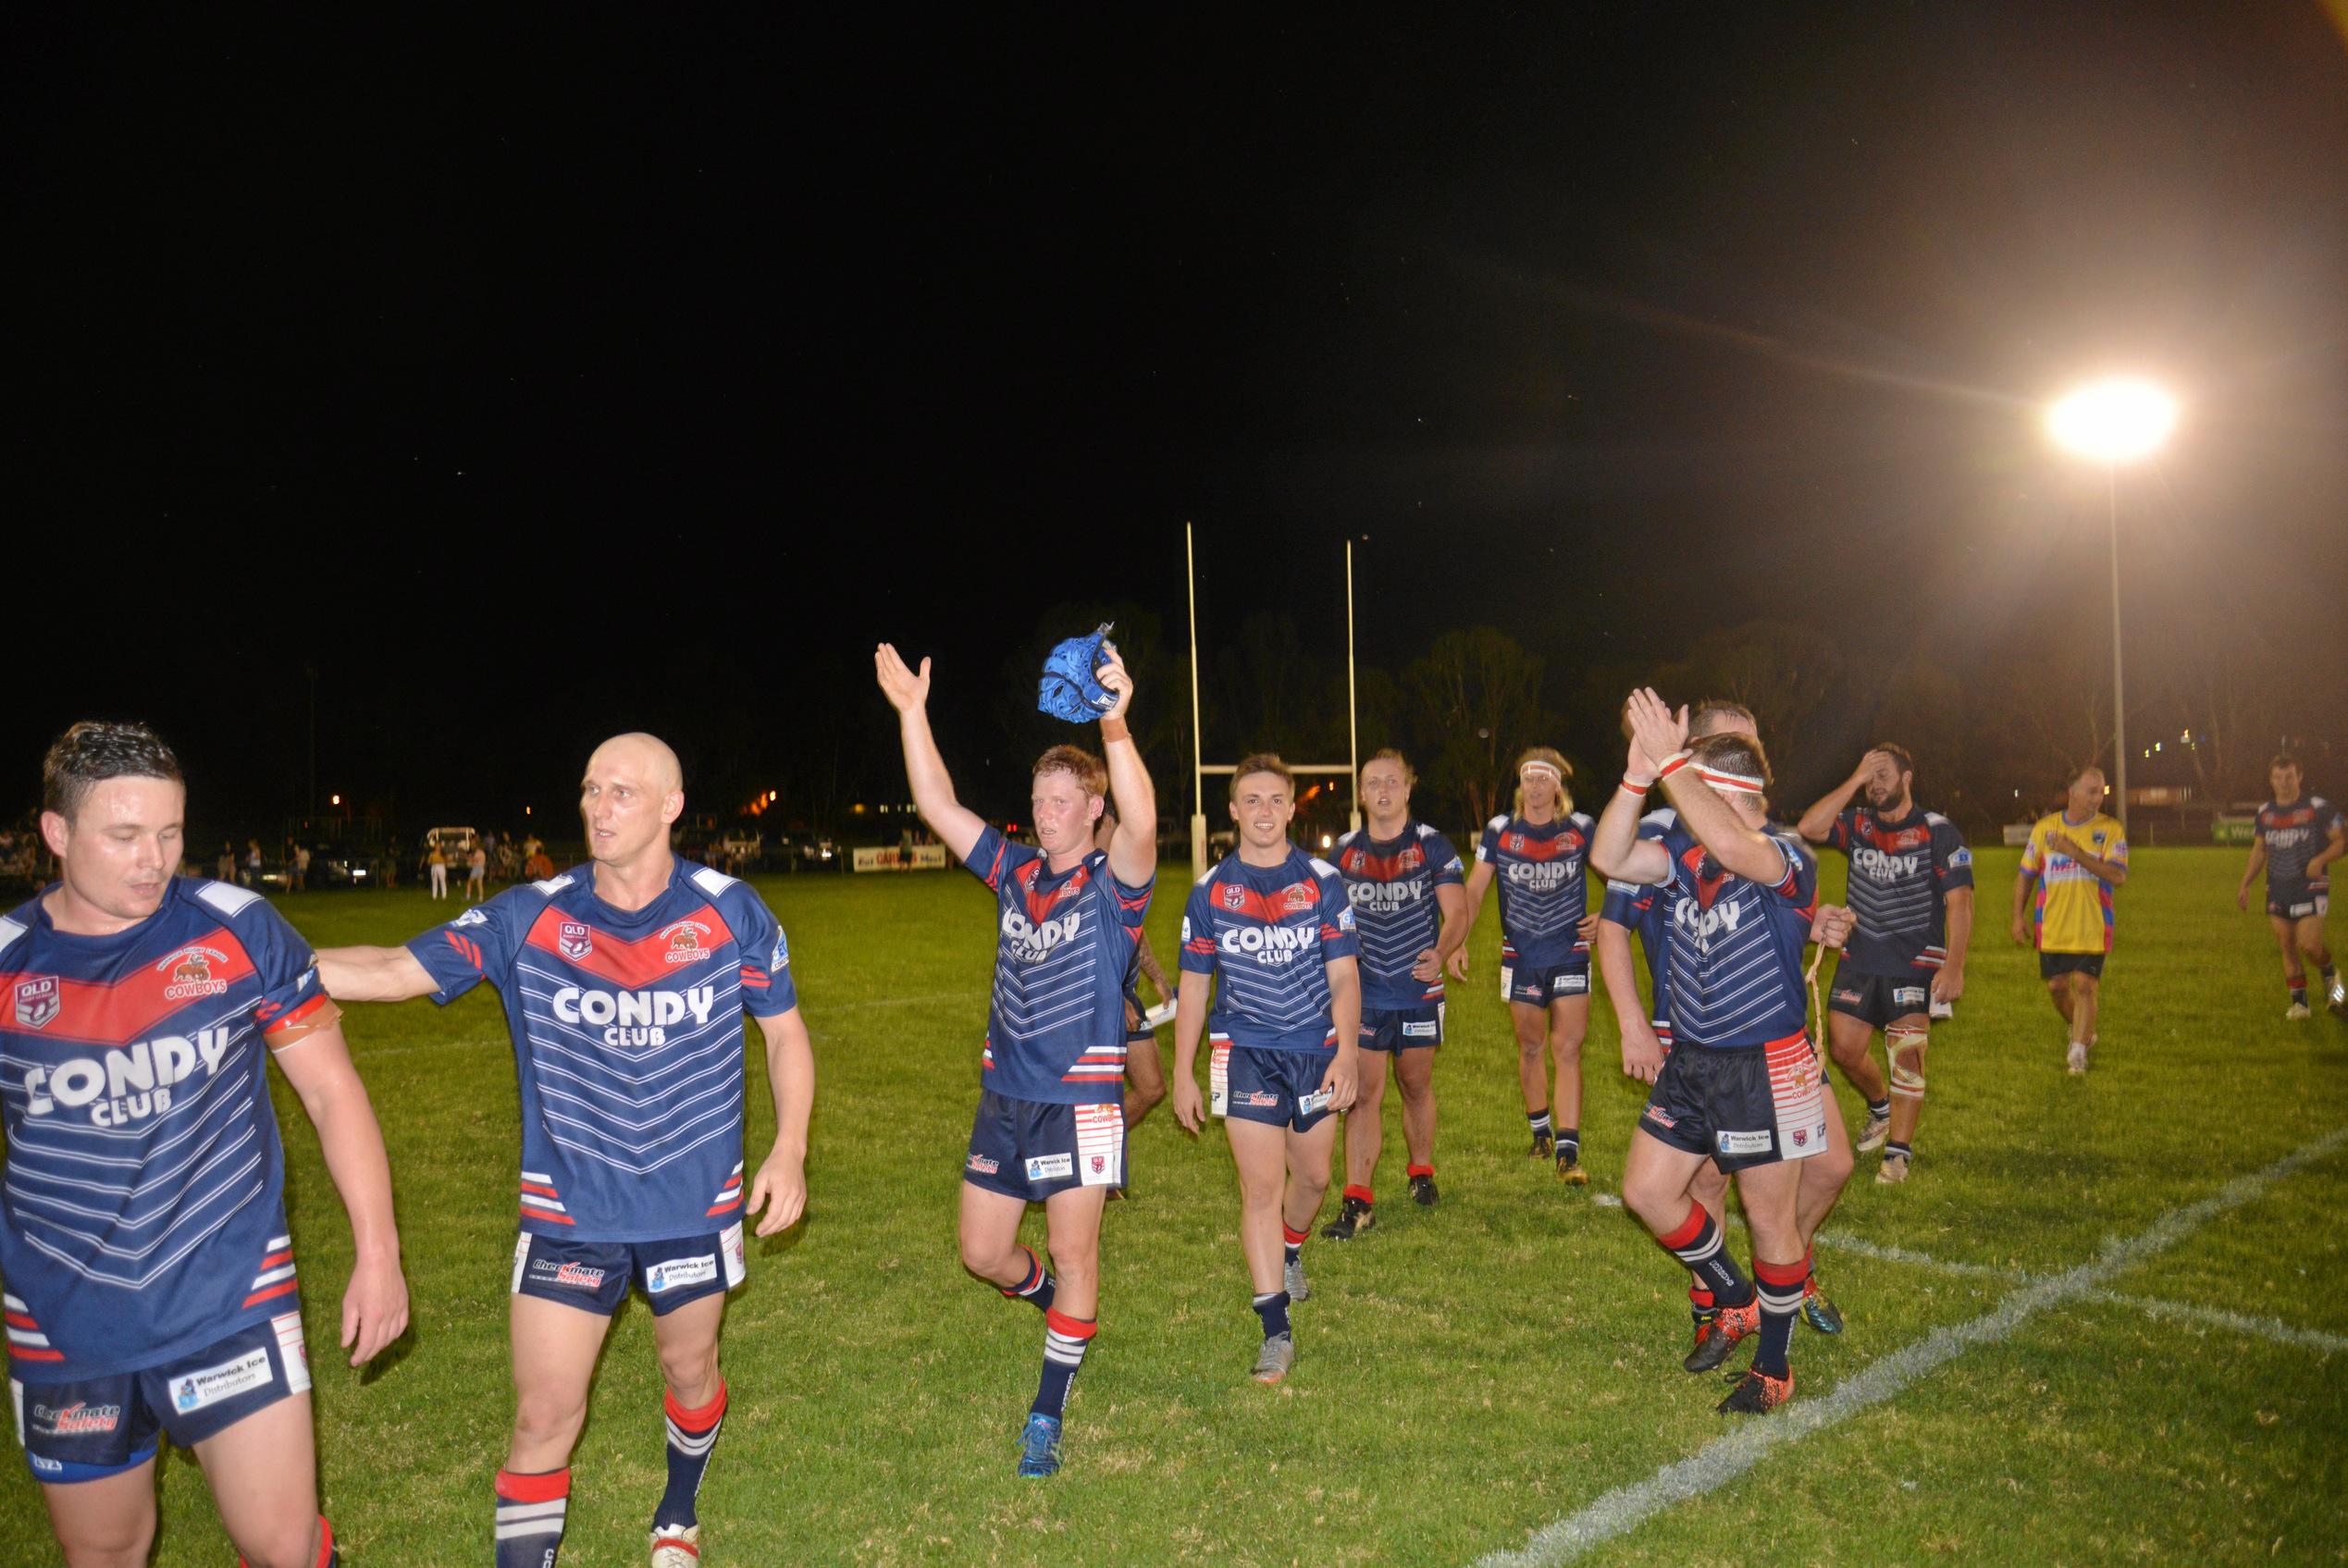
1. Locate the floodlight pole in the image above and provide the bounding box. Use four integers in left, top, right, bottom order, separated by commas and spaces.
2107, 465, 2127, 829
1345, 539, 1361, 834
1188, 521, 1207, 874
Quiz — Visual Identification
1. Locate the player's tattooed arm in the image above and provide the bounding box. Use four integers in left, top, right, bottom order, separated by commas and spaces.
748, 1006, 814, 1237
315, 945, 440, 1003
873, 642, 988, 862
1135, 939, 1173, 1003
1169, 969, 1214, 1134
1445, 862, 1494, 981
1095, 647, 1157, 888
270, 1021, 409, 1364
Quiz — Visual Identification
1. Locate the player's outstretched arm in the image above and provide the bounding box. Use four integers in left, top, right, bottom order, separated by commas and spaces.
270, 1019, 409, 1365
1446, 862, 1494, 980
1590, 778, 1670, 889
1935, 886, 1974, 1005
1170, 969, 1213, 1133
1796, 752, 1880, 845
1096, 647, 1157, 887
315, 945, 441, 1004
873, 643, 987, 862
1593, 921, 1661, 1083
747, 1006, 815, 1237
1321, 954, 1361, 1113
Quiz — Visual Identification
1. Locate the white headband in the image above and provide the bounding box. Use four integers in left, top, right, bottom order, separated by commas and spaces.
1520, 760, 1563, 781
1696, 764, 1765, 796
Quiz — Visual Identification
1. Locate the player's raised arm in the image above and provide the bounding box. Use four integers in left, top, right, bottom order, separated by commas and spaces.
1590, 723, 1671, 887
267, 1011, 411, 1364
874, 642, 987, 862
1798, 751, 1884, 845
1625, 689, 1785, 886
315, 943, 441, 1003
747, 1006, 815, 1237
1095, 646, 1157, 888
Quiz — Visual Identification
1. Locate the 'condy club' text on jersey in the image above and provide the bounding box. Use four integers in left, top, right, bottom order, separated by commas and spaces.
0, 880, 329, 1377
1182, 847, 1359, 1051
408, 861, 796, 1242
1650, 820, 1819, 1050
963, 825, 1153, 1104
1334, 821, 1464, 1010
1477, 812, 1598, 969
2257, 796, 2342, 893
1825, 807, 1973, 976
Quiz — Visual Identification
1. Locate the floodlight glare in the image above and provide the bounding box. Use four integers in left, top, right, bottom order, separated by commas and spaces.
2047, 379, 2177, 463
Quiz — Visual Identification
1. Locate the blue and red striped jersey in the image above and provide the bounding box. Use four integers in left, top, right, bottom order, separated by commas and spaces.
1181, 846, 1359, 1052
1651, 819, 1818, 1050
1825, 807, 1972, 977
1334, 821, 1464, 1010
0, 879, 330, 1378
962, 826, 1152, 1105
1599, 807, 1679, 1035
1476, 812, 1598, 969
406, 859, 796, 1243
2257, 796, 2342, 890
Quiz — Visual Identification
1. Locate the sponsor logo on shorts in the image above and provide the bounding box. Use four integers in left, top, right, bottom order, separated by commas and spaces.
172, 1347, 274, 1414
15, 977, 58, 1030
1089, 1154, 1106, 1175
1024, 1153, 1074, 1181
1833, 988, 1862, 1004
29, 1452, 63, 1474
1894, 986, 1928, 1008
558, 920, 594, 959
1239, 1091, 1279, 1108
645, 1254, 719, 1294
1401, 1019, 1437, 1038
1716, 1130, 1772, 1155
1552, 971, 1588, 995
529, 1258, 607, 1290
1791, 1127, 1809, 1147
31, 1401, 122, 1438
966, 1154, 999, 1175
1298, 1087, 1332, 1116
156, 945, 230, 1001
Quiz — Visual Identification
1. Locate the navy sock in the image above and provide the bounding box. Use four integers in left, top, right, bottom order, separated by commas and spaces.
998, 1244, 1056, 1314
1752, 1257, 1808, 1378
1654, 1204, 1752, 1308
1527, 1108, 1551, 1135
494, 1468, 569, 1568
1253, 1290, 1291, 1340
1032, 1310, 1094, 1419
652, 1382, 725, 1533
1866, 1094, 1892, 1120
1557, 1128, 1580, 1162
1885, 1140, 1913, 1161
2290, 977, 2307, 1005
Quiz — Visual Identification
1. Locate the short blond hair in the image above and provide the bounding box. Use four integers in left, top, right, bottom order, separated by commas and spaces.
1512, 746, 1574, 818
1033, 744, 1106, 798
1361, 747, 1415, 789
1230, 752, 1294, 801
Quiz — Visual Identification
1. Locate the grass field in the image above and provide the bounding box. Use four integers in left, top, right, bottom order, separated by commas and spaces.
6, 846, 2345, 1566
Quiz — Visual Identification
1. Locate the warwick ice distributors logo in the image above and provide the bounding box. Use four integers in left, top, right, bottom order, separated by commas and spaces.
551, 984, 716, 1047
156, 945, 231, 1001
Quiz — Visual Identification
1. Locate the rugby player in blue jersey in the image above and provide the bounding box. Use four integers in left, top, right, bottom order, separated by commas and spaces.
877, 640, 1155, 1478
4, 722, 407, 1568
1798, 745, 1974, 1184
2236, 755, 2345, 1019
318, 733, 813, 1568
1323, 749, 1466, 1236
1595, 691, 1850, 1414
1172, 755, 1361, 1384
1454, 749, 1602, 1181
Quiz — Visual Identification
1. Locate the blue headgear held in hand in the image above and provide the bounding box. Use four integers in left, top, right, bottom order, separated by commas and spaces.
1038, 623, 1118, 724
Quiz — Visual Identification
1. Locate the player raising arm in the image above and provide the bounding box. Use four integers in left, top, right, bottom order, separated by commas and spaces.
1171, 755, 1360, 1386
317, 733, 810, 1568
877, 640, 1155, 1479
2, 722, 406, 1568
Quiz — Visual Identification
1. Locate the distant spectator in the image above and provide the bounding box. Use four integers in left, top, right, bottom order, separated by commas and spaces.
465, 844, 488, 902
293, 843, 312, 893
428, 844, 449, 900
217, 841, 236, 881
246, 839, 263, 888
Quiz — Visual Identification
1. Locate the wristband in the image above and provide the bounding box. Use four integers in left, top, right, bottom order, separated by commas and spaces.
1618, 778, 1651, 797
1100, 716, 1130, 742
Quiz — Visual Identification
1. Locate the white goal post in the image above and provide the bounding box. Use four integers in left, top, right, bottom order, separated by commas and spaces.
1185, 522, 1362, 883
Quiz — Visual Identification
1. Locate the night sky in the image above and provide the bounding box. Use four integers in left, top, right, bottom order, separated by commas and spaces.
13, 6, 2346, 839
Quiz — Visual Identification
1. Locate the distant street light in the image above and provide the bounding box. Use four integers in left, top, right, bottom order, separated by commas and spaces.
2045, 378, 2178, 827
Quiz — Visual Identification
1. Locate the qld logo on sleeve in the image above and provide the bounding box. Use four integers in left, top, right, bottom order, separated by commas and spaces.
14, 976, 58, 1030
558, 921, 594, 960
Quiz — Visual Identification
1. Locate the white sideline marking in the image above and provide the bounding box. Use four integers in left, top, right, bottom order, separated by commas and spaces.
1472, 1125, 2348, 1568
2083, 1291, 2348, 1356
1815, 1231, 2033, 1281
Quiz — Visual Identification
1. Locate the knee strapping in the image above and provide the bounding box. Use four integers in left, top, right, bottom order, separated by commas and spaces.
1886, 1025, 1927, 1100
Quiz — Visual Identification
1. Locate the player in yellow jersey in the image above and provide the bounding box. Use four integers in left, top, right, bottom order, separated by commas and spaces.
2011, 764, 2130, 1075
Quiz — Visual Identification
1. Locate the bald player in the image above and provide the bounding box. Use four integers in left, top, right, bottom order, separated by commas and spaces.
316, 734, 815, 1568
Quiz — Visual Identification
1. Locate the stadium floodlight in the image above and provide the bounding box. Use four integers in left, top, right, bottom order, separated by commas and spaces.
2046, 379, 2177, 464
2045, 377, 2178, 827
